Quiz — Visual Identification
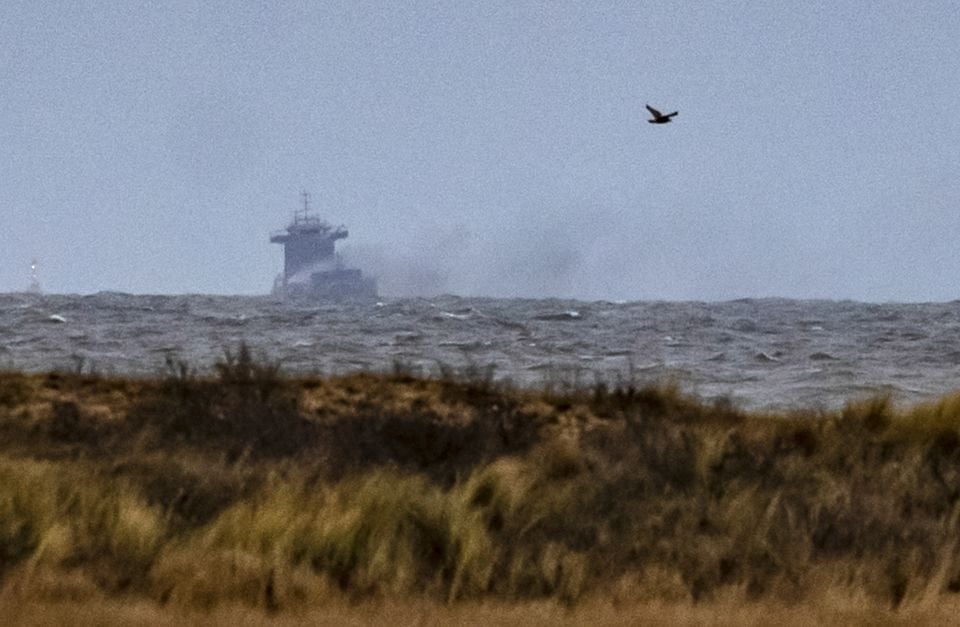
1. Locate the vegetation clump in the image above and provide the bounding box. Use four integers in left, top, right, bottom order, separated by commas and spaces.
2, 348, 960, 619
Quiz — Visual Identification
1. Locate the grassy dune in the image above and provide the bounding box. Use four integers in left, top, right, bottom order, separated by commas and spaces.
3, 348, 960, 623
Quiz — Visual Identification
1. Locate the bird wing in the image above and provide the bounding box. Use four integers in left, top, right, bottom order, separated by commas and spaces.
645, 104, 663, 118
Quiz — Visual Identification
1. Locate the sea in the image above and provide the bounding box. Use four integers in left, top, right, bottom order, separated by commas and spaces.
3, 292, 960, 411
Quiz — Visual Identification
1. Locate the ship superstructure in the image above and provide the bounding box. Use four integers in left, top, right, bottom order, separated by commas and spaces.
270, 192, 376, 300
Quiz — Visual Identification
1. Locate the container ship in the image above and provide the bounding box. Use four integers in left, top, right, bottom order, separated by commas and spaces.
270, 193, 377, 301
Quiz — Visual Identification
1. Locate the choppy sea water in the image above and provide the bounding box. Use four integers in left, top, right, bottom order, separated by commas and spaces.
2, 292, 960, 411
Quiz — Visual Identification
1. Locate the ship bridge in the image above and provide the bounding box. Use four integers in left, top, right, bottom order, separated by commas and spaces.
270, 192, 349, 282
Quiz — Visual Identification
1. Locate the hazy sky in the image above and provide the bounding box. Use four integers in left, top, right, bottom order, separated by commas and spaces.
2, 1, 959, 301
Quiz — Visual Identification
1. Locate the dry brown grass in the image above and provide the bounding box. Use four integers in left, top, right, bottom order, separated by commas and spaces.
4, 596, 960, 626
4, 354, 960, 621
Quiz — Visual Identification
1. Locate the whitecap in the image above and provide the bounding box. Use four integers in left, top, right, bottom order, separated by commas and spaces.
439, 312, 471, 320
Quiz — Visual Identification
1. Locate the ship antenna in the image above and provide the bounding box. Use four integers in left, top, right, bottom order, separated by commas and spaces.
300, 190, 311, 221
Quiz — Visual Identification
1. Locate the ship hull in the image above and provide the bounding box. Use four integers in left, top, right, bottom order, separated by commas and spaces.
275, 268, 377, 302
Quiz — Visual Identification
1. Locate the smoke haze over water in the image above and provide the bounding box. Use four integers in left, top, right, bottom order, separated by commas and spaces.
2, 3, 959, 301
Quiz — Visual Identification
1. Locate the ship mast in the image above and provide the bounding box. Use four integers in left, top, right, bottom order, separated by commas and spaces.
297, 190, 312, 223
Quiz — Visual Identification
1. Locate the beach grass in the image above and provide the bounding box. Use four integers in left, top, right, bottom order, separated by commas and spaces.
2, 350, 960, 622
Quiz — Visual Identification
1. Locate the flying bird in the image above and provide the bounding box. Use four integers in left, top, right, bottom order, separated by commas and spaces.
646, 104, 678, 124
